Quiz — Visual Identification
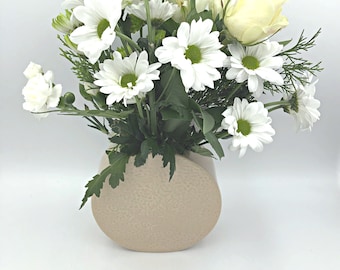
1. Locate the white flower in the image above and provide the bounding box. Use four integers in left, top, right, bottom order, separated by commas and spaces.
225, 41, 284, 97
62, 0, 84, 10
155, 18, 226, 91
23, 62, 43, 79
168, 0, 189, 22
22, 69, 62, 118
221, 98, 275, 157
125, 0, 179, 23
94, 51, 161, 106
70, 0, 121, 64
122, 0, 141, 9
283, 74, 321, 131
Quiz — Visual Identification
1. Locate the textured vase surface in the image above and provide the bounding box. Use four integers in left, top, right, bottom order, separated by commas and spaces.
91, 152, 222, 252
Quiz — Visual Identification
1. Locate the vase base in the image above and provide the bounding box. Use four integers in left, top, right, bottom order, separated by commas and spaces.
91, 153, 222, 252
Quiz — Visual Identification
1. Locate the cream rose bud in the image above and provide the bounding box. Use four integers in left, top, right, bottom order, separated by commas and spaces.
23, 62, 43, 79
22, 71, 62, 118
224, 0, 288, 45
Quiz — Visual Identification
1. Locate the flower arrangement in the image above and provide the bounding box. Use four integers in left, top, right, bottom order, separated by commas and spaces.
22, 0, 322, 208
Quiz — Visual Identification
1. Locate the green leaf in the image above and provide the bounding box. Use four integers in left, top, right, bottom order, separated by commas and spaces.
160, 68, 188, 107
189, 99, 215, 134
162, 143, 176, 179
134, 140, 150, 167
202, 110, 215, 135
155, 29, 166, 43
107, 152, 130, 189
191, 145, 213, 157
79, 166, 111, 209
204, 132, 224, 159
80, 152, 130, 209
279, 39, 292, 47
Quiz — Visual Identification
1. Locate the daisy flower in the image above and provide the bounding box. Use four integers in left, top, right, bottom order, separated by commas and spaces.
125, 0, 179, 25
155, 18, 226, 91
69, 0, 121, 64
94, 51, 161, 106
62, 0, 84, 10
283, 74, 321, 131
22, 64, 62, 118
221, 98, 275, 157
225, 41, 284, 97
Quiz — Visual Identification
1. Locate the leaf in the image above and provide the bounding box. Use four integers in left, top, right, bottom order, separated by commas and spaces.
202, 110, 215, 135
160, 68, 189, 107
79, 166, 111, 209
107, 152, 130, 189
134, 140, 150, 167
204, 132, 224, 159
189, 99, 215, 134
80, 152, 130, 209
162, 143, 176, 179
191, 145, 213, 157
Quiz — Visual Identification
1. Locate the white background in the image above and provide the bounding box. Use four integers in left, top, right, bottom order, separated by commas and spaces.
1, 0, 340, 269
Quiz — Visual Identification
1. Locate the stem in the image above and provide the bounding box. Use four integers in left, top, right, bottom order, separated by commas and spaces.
149, 90, 157, 136
144, 0, 156, 62
115, 31, 142, 52
135, 97, 144, 119
264, 100, 290, 108
268, 105, 285, 113
225, 82, 244, 102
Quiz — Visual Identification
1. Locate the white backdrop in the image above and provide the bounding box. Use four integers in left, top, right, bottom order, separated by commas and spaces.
1, 1, 340, 270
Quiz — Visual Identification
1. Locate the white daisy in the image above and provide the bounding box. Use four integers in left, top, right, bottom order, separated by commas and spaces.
94, 51, 161, 106
22, 66, 62, 119
62, 0, 84, 10
283, 74, 321, 131
155, 18, 226, 91
69, 0, 121, 64
225, 41, 284, 97
125, 0, 179, 24
221, 98, 275, 157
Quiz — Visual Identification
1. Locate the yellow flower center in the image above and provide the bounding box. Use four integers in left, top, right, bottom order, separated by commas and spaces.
97, 19, 110, 39
185, 45, 202, 64
120, 73, 137, 88
242, 56, 260, 70
237, 119, 251, 136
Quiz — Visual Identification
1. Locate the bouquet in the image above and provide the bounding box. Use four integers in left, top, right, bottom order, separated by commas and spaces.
22, 0, 322, 208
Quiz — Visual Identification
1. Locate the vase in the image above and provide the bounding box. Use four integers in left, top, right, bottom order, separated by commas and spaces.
91, 151, 222, 252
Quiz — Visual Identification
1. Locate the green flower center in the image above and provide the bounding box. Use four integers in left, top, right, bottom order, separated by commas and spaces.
97, 19, 110, 39
242, 56, 260, 70
185, 45, 202, 64
237, 119, 251, 136
120, 73, 138, 88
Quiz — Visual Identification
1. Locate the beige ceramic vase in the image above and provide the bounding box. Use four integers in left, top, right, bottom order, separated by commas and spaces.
91, 152, 222, 252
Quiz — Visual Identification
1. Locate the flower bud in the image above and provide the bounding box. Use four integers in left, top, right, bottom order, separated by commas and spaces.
64, 92, 75, 105
224, 0, 288, 45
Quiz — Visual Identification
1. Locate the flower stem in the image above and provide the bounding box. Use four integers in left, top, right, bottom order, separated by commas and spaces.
149, 90, 157, 136
226, 82, 244, 102
264, 100, 290, 108
135, 97, 144, 119
115, 30, 142, 52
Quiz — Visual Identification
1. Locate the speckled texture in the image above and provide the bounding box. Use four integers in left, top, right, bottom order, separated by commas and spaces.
91, 152, 222, 252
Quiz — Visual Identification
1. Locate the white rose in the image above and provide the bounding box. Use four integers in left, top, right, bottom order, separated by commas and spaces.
23, 62, 43, 79
224, 0, 288, 45
22, 71, 62, 118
